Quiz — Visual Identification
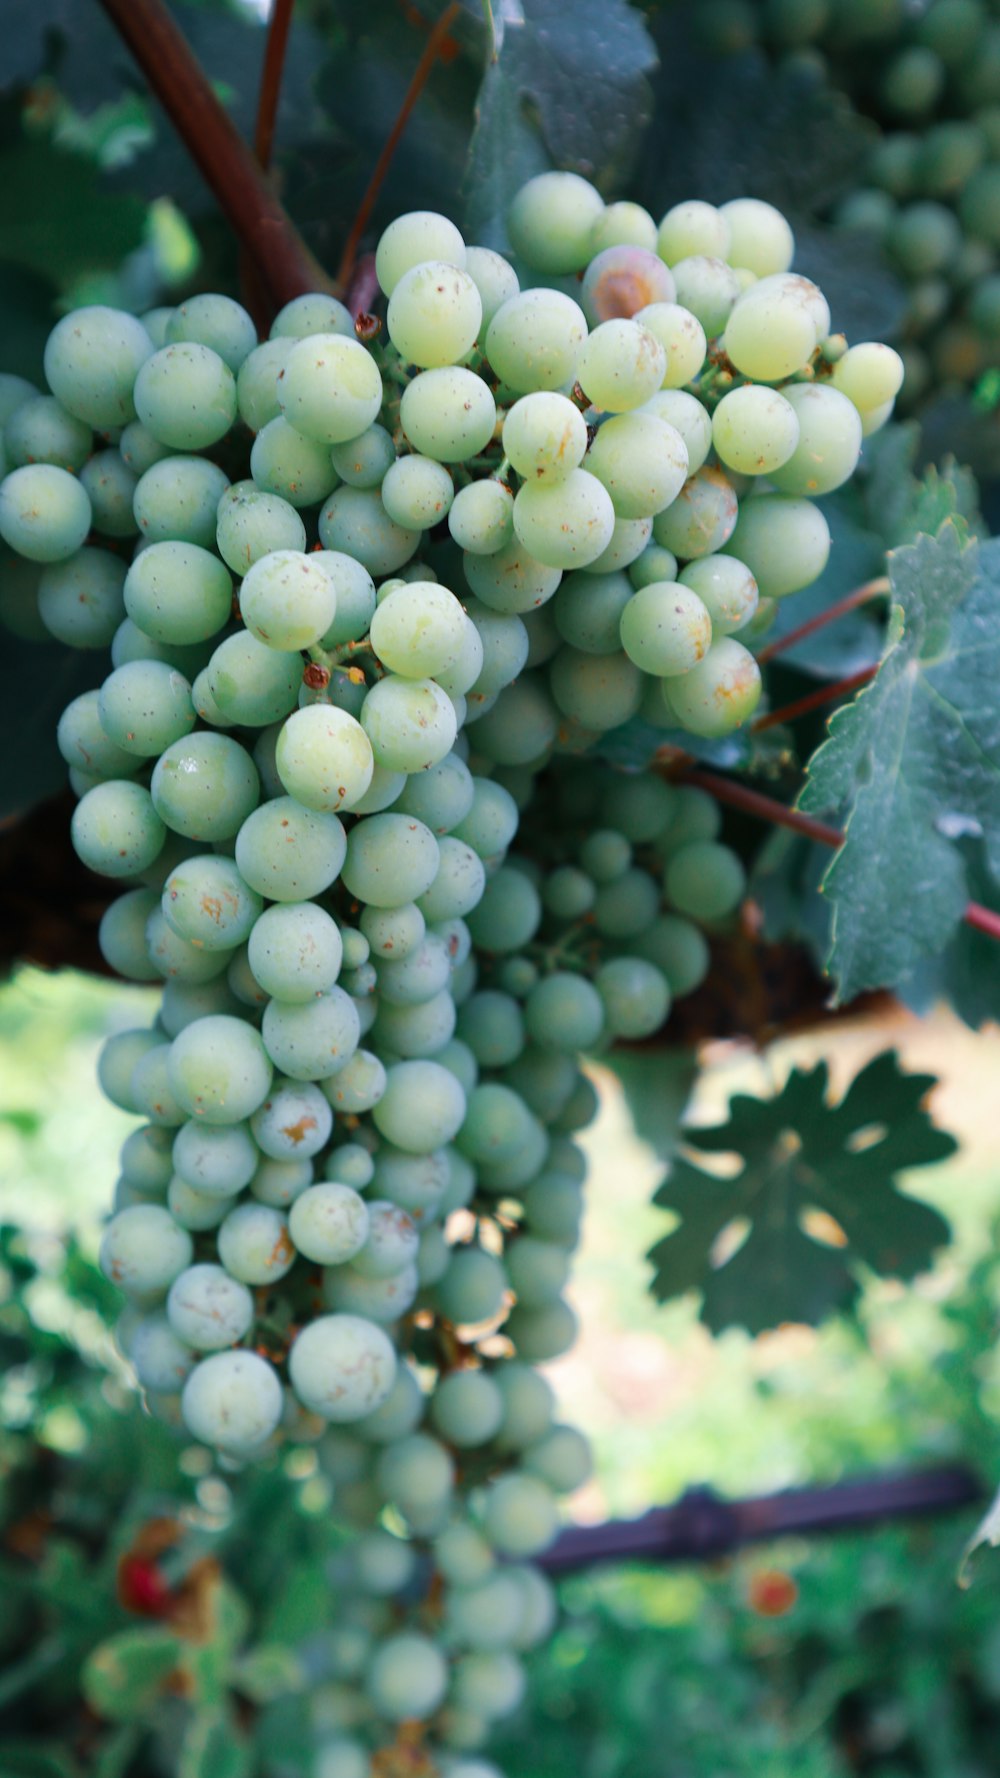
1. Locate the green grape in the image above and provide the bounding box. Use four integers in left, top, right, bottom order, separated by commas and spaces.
482, 1472, 558, 1557
505, 1295, 578, 1362
669, 256, 742, 338
119, 420, 174, 477
168, 1014, 273, 1124
361, 675, 457, 773
523, 1423, 592, 1492
594, 955, 671, 1037
666, 839, 746, 919
349, 763, 407, 815
167, 1261, 254, 1348
729, 493, 830, 598
585, 411, 689, 519
240, 549, 338, 652
132, 456, 228, 548
236, 339, 290, 432
163, 855, 262, 951
870, 132, 921, 199
326, 1258, 419, 1321
552, 569, 633, 655
720, 198, 795, 276
270, 292, 355, 339
166, 293, 257, 372
319, 486, 419, 577
548, 643, 643, 729
592, 866, 660, 938
217, 481, 307, 572
98, 660, 195, 756
395, 751, 474, 833
99, 888, 162, 982
502, 392, 588, 486
168, 1175, 229, 1231
642, 390, 712, 473
38, 547, 126, 648
128, 1313, 195, 1393
151, 732, 259, 841
507, 171, 604, 274
829, 341, 905, 412
916, 120, 985, 197
446, 481, 512, 558
456, 990, 525, 1068
351, 1200, 420, 1280
324, 1143, 376, 1190
711, 385, 800, 475
468, 674, 558, 765
959, 162, 1000, 245
463, 537, 562, 616
523, 971, 604, 1052
579, 828, 630, 881
368, 1630, 450, 1721
652, 466, 738, 560
678, 553, 758, 635
485, 290, 587, 394
100, 1203, 193, 1298
124, 541, 232, 645
250, 416, 340, 508
181, 1349, 283, 1452
276, 334, 383, 447
96, 1026, 161, 1113
435, 1244, 508, 1324
451, 776, 518, 862
360, 900, 427, 963
314, 551, 377, 647
576, 319, 666, 413
276, 705, 375, 812
512, 469, 615, 572
580, 245, 676, 324
399, 367, 497, 461
247, 901, 343, 1004
444, 1569, 527, 1650
634, 300, 707, 388
0, 464, 92, 562
251, 1079, 333, 1161
589, 201, 657, 255
236, 797, 346, 902
431, 1370, 504, 1446
629, 543, 679, 596
369, 581, 467, 678
463, 601, 530, 701
768, 384, 863, 495
658, 201, 730, 267
755, 273, 829, 340
834, 188, 896, 234
723, 286, 817, 379
71, 780, 165, 878
505, 1236, 571, 1307
464, 245, 520, 331
417, 837, 485, 921
250, 1153, 312, 1207
380, 455, 454, 530
387, 261, 483, 368
341, 811, 439, 908
633, 913, 710, 996
664, 636, 761, 737
207, 632, 303, 726
331, 423, 396, 490
5, 395, 92, 471
372, 1058, 466, 1152
146, 903, 235, 984
44, 305, 153, 427
887, 200, 962, 274
0, 373, 36, 428
134, 342, 237, 449
376, 211, 467, 296
172, 1121, 258, 1197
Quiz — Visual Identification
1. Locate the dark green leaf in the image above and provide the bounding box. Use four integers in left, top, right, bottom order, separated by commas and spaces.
0, 135, 146, 287
900, 840, 1000, 1030
465, 0, 657, 248
595, 716, 753, 774
858, 422, 983, 549
800, 524, 1000, 1001
82, 1627, 183, 1722
179, 1711, 253, 1778
649, 1051, 955, 1333
602, 1049, 697, 1160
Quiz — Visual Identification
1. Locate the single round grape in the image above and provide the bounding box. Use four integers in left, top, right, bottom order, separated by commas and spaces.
664, 636, 761, 737
677, 552, 757, 636
167, 1014, 273, 1126
712, 385, 800, 475
585, 411, 689, 519
595, 955, 671, 1037
100, 1203, 193, 1298
124, 540, 232, 645
44, 305, 153, 426
435, 1245, 508, 1325
505, 1235, 571, 1307
132, 455, 230, 549
653, 466, 738, 560
448, 479, 514, 555
245, 903, 342, 1006
0, 464, 92, 562
331, 423, 396, 490
581, 244, 676, 325
97, 1027, 163, 1113
128, 1313, 195, 1393
502, 392, 588, 486
181, 1349, 283, 1452
99, 888, 162, 983
236, 798, 346, 901
399, 367, 497, 461
524, 971, 604, 1051
444, 1570, 527, 1651
289, 1183, 370, 1264
367, 1632, 448, 1722
235, 339, 289, 431
167, 1171, 233, 1228
631, 300, 706, 389
729, 493, 830, 599
277, 334, 383, 445
38, 547, 126, 648
524, 1423, 593, 1493
507, 170, 604, 273
380, 454, 454, 531
217, 481, 307, 573
656, 199, 730, 266
110, 618, 213, 678
262, 986, 361, 1081
152, 732, 260, 841
769, 383, 863, 496
505, 1295, 578, 1362
513, 469, 615, 571
576, 319, 667, 413
670, 256, 742, 337
98, 660, 195, 759
485, 290, 588, 395
162, 854, 262, 952
724, 286, 817, 380
290, 1313, 396, 1422
464, 245, 520, 330
464, 864, 542, 954
71, 780, 165, 878
250, 1079, 333, 1162
324, 1143, 376, 1189
376, 211, 466, 296
720, 198, 795, 276
633, 912, 710, 996
368, 1058, 465, 1155
431, 1369, 504, 1446
145, 905, 235, 985
360, 676, 457, 773
619, 579, 713, 676
249, 1155, 313, 1207
351, 1200, 420, 1282
346, 762, 406, 816
322, 1048, 387, 1115
463, 538, 562, 616
271, 292, 354, 339
171, 1120, 258, 1198
548, 644, 643, 730
250, 416, 340, 509
589, 200, 657, 256
666, 839, 746, 919
417, 837, 485, 922
395, 752, 474, 834
79, 448, 138, 538
370, 581, 467, 680
829, 341, 905, 413
166, 293, 256, 372
483, 1471, 559, 1557
238, 549, 336, 653
360, 901, 427, 963
469, 673, 558, 765
592, 866, 660, 939
387, 261, 483, 368
275, 705, 374, 814
342, 811, 440, 909
217, 1200, 295, 1285
167, 1262, 255, 1353
319, 485, 419, 577
643, 389, 712, 474
133, 342, 237, 449
4, 395, 90, 472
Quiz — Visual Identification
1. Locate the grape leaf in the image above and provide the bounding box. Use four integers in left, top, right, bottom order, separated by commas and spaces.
0, 134, 146, 287
799, 523, 1000, 1002
464, 0, 657, 249
899, 840, 1000, 1031
649, 1051, 955, 1334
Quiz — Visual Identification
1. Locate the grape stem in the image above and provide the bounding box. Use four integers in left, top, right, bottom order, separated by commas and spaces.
254, 0, 296, 171
755, 576, 889, 665
751, 666, 877, 733
336, 0, 463, 290
96, 0, 330, 312
674, 762, 1000, 945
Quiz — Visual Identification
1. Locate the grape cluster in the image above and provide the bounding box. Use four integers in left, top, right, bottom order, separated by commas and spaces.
693, 0, 1000, 402
0, 172, 896, 1775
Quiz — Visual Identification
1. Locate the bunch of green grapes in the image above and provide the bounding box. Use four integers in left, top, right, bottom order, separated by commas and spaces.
690, 0, 1000, 403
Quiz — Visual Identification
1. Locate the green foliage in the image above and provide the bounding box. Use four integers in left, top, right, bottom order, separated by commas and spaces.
649, 1051, 955, 1333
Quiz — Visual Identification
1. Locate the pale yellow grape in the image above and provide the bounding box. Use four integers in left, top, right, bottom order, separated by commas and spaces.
720, 197, 795, 275
513, 469, 615, 570
769, 384, 863, 495
275, 705, 375, 813
376, 211, 466, 296
724, 287, 817, 380
664, 637, 762, 737
711, 385, 800, 475
656, 200, 731, 265
830, 341, 905, 411
507, 171, 604, 274
635, 301, 707, 387
502, 393, 588, 485
576, 320, 667, 413
386, 262, 483, 369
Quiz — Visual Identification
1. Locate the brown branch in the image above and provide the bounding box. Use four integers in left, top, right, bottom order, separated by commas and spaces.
756, 576, 890, 666
677, 764, 1000, 945
97, 0, 330, 314
254, 0, 296, 171
752, 667, 877, 734
336, 1, 463, 290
